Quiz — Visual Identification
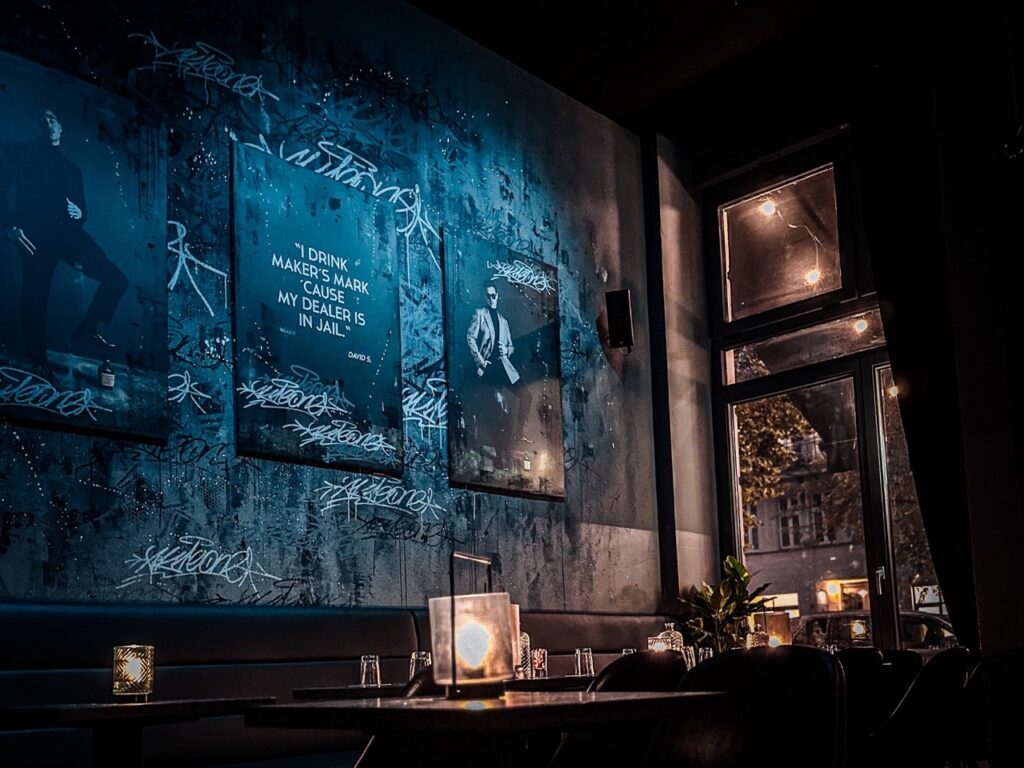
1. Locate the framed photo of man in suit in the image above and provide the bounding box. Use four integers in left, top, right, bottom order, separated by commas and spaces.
444, 235, 565, 499
0, 52, 167, 441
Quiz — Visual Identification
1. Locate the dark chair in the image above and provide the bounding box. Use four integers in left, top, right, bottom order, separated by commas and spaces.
836, 646, 885, 764
587, 649, 691, 693
881, 648, 924, 721
354, 666, 441, 767
859, 647, 972, 768
647, 646, 846, 768
953, 658, 989, 768
400, 664, 443, 697
546, 651, 690, 768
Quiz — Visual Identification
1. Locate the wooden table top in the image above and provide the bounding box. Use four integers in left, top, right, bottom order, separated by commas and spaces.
294, 683, 406, 700
247, 690, 723, 734
0, 696, 275, 730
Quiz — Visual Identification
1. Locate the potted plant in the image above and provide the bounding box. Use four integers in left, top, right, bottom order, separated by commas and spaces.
678, 555, 770, 654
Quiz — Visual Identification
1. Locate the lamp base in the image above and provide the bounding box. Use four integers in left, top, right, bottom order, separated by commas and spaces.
444, 683, 506, 700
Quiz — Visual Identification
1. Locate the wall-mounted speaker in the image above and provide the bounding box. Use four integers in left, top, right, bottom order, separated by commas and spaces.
605, 289, 634, 350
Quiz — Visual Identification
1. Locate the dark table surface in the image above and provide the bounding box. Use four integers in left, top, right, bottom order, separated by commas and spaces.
247, 690, 724, 735
0, 696, 276, 730
293, 683, 406, 700
1, 696, 276, 768
503, 675, 591, 692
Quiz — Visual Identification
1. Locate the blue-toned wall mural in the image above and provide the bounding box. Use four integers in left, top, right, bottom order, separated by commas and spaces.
0, 0, 658, 611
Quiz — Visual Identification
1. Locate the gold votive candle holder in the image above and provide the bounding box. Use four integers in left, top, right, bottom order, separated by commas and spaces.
113, 645, 154, 699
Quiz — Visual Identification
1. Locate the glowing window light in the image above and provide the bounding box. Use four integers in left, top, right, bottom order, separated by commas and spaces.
805, 267, 823, 286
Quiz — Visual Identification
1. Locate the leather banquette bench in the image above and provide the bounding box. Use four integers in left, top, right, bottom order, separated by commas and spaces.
0, 602, 671, 767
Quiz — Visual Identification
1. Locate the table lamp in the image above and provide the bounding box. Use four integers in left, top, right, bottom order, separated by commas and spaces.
113, 645, 154, 700
429, 552, 514, 699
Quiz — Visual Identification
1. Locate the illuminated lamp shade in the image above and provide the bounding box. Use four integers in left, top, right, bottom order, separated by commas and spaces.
113, 645, 154, 699
429, 592, 514, 695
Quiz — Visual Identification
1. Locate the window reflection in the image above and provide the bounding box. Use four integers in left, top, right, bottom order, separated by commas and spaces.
733, 378, 868, 649
720, 165, 841, 321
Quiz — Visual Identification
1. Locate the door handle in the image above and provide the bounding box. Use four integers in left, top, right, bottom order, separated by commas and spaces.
875, 566, 886, 596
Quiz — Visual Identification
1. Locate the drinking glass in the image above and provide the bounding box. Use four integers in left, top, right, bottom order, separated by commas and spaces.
408, 650, 431, 680
531, 648, 548, 678
574, 647, 595, 677
681, 645, 697, 670
360, 654, 381, 687
621, 648, 637, 656
697, 647, 714, 663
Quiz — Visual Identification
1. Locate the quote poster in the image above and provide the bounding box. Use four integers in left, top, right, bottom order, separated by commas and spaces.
0, 52, 168, 440
445, 236, 565, 499
232, 145, 403, 473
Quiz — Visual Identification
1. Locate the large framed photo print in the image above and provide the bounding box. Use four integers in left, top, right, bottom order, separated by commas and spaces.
0, 52, 168, 440
231, 145, 403, 474
445, 236, 565, 499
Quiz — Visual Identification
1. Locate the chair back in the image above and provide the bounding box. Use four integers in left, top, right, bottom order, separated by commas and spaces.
649, 646, 846, 768
547, 651, 690, 768
401, 665, 443, 697
836, 646, 885, 758
863, 647, 971, 767
586, 650, 689, 693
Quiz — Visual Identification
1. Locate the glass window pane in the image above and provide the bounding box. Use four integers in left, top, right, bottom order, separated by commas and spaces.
724, 309, 885, 385
876, 366, 958, 651
720, 165, 841, 321
732, 378, 869, 650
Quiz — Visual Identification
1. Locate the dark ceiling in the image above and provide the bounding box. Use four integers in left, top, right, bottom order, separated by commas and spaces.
409, 0, 895, 179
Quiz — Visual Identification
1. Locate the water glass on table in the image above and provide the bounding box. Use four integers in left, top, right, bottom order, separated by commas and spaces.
574, 647, 595, 677
681, 645, 697, 670
697, 647, 714, 663
360, 654, 381, 687
409, 650, 431, 680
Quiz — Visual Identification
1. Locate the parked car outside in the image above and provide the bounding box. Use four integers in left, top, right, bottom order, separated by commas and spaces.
791, 611, 958, 657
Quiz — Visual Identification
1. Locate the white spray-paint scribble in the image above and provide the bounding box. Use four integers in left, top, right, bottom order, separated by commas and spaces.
0, 367, 112, 421
318, 476, 443, 522
239, 132, 440, 269
119, 534, 281, 596
167, 220, 228, 317
402, 376, 447, 447
168, 370, 212, 413
237, 365, 353, 419
130, 32, 279, 103
488, 259, 556, 294
285, 418, 396, 456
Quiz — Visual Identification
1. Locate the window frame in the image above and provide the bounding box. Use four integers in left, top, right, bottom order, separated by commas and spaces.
703, 138, 868, 340
714, 348, 901, 651
704, 136, 906, 651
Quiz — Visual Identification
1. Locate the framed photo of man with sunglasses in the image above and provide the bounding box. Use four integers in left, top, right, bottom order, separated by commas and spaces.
444, 235, 565, 499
